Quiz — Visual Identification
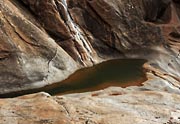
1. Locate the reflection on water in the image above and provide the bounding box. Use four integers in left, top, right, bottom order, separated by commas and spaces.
0, 59, 147, 98
47, 59, 147, 95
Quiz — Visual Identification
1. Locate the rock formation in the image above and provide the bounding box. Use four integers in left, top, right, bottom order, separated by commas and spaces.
0, 0, 179, 94
1, 89, 180, 124
0, 0, 180, 123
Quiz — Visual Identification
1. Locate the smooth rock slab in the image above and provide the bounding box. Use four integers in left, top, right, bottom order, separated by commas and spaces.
55, 87, 180, 124
0, 92, 72, 124
1, 88, 180, 124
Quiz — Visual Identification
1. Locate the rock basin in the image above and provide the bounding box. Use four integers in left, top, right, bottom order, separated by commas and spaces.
0, 59, 147, 98
0, 0, 180, 124
48, 59, 147, 95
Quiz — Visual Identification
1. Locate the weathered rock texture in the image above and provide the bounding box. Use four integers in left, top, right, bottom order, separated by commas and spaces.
0, 92, 72, 124
0, 0, 180, 124
0, 0, 179, 94
55, 87, 180, 124
1, 89, 180, 124
0, 0, 78, 94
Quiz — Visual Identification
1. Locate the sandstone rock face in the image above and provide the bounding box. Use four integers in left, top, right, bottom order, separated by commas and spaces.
1, 89, 180, 124
0, 0, 179, 94
0, 92, 72, 124
0, 0, 180, 123
56, 87, 180, 124
0, 0, 78, 94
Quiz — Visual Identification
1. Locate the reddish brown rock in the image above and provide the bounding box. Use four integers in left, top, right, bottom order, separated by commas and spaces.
0, 92, 72, 124
0, 0, 179, 95
1, 89, 180, 124
0, 1, 180, 124
0, 0, 78, 94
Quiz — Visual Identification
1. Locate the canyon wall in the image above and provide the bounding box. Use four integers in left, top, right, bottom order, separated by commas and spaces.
0, 0, 180, 124
0, 0, 179, 94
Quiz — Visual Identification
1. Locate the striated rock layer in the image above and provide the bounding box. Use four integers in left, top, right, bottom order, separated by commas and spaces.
0, 0, 180, 123
1, 89, 180, 124
0, 0, 179, 94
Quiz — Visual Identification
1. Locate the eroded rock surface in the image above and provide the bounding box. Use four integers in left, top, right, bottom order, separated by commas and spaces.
56, 87, 180, 124
1, 89, 180, 124
0, 0, 179, 94
0, 0, 180, 123
0, 92, 72, 124
0, 0, 78, 94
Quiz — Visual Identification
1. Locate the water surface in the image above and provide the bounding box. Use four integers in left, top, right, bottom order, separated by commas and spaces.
0, 59, 147, 98
47, 59, 147, 95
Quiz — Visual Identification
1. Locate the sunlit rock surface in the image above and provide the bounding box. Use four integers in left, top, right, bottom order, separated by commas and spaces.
0, 0, 78, 94
0, 92, 72, 124
1, 90, 180, 124
0, 0, 179, 94
0, 0, 180, 123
